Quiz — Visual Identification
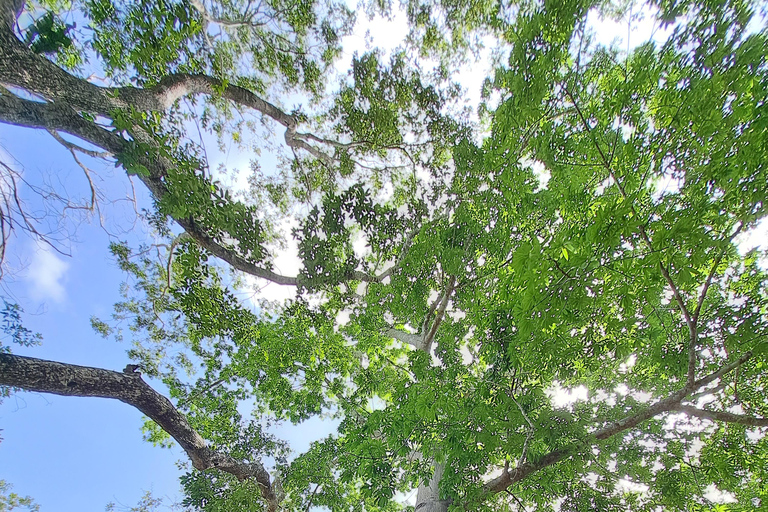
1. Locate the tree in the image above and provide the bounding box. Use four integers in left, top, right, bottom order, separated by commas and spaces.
0, 480, 39, 512
1, 0, 768, 510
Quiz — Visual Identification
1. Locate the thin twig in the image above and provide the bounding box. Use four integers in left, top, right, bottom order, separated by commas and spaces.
508, 390, 534, 468
693, 222, 744, 323
304, 483, 321, 512
504, 489, 526, 511
47, 129, 112, 159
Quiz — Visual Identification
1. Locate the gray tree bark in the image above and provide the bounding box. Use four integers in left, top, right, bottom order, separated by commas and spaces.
0, 353, 282, 511
414, 462, 449, 512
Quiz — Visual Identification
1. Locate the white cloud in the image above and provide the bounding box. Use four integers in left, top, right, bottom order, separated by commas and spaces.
25, 242, 69, 303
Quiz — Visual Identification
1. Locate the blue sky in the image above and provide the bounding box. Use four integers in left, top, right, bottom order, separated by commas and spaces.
0, 122, 187, 511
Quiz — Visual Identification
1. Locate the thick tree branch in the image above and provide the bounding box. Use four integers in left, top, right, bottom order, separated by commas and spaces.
0, 27, 143, 116
1, 18, 330, 161
0, 16, 297, 123
0, 353, 282, 511
0, 0, 22, 30
673, 405, 768, 427
284, 128, 336, 166
0, 92, 128, 154
385, 328, 422, 348
296, 131, 367, 150
481, 351, 753, 498
0, 20, 325, 163
144, 74, 296, 125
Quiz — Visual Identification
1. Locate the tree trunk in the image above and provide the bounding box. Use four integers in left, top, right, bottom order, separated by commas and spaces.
415, 462, 449, 512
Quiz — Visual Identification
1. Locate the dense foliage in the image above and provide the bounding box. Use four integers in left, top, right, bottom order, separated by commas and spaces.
1, 0, 768, 510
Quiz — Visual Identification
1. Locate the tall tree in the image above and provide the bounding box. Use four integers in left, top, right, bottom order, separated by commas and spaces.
1, 0, 768, 510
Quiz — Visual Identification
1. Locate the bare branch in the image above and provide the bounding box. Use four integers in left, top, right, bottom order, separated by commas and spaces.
284, 127, 336, 166
294, 131, 367, 150
422, 276, 456, 351
47, 129, 112, 159
68, 151, 98, 212
0, 156, 79, 262
48, 129, 106, 214
385, 328, 422, 349
145, 74, 296, 126
674, 405, 768, 427
190, 0, 267, 30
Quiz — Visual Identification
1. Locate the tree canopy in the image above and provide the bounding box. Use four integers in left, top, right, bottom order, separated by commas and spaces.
1, 0, 768, 510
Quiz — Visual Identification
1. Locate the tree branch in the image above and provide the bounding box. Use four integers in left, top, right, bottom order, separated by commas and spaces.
0, 27, 407, 291
0, 91, 130, 157
385, 328, 422, 349
563, 86, 699, 385
0, 0, 23, 30
0, 92, 387, 289
692, 222, 744, 324
481, 351, 753, 497
422, 276, 456, 351
673, 404, 768, 427
144, 74, 296, 125
47, 129, 109, 212
47, 129, 113, 159
0, 353, 282, 511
